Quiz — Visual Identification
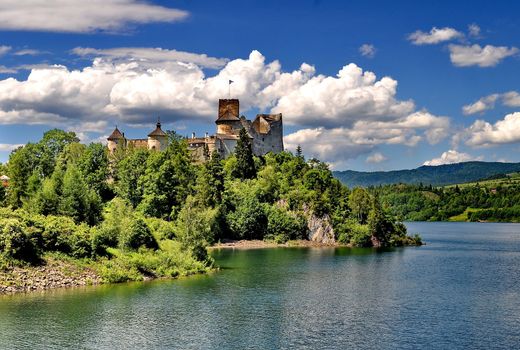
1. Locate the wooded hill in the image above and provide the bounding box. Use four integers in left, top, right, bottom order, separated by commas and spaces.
333, 161, 520, 188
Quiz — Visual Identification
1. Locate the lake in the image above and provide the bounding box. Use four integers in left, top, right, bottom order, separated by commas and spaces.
0, 222, 519, 349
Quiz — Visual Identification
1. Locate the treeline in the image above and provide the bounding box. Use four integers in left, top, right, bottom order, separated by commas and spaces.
0, 128, 418, 280
374, 183, 520, 222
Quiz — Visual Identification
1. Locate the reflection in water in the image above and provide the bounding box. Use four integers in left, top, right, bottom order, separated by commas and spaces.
0, 222, 519, 349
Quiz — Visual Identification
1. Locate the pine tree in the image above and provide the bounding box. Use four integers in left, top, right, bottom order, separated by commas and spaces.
296, 144, 303, 158
233, 128, 256, 180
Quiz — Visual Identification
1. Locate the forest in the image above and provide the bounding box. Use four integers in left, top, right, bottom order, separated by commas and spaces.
375, 182, 520, 222
0, 128, 419, 283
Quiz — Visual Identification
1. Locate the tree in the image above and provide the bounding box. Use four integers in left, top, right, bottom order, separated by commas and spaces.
115, 148, 150, 207
138, 137, 195, 219
78, 143, 111, 200
367, 194, 392, 247
232, 128, 256, 180
349, 188, 371, 224
59, 162, 101, 225
194, 150, 224, 207
296, 145, 303, 158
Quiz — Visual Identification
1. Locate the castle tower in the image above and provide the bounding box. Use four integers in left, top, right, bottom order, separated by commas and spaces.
216, 99, 241, 135
107, 127, 125, 154
147, 119, 168, 151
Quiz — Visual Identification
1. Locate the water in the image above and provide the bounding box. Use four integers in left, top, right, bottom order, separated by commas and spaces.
0, 222, 520, 349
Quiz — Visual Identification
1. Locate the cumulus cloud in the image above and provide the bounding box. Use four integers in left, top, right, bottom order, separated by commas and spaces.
0, 46, 11, 56
0, 49, 451, 166
449, 44, 518, 67
462, 94, 499, 115
72, 47, 228, 70
0, 143, 24, 152
408, 27, 463, 45
284, 111, 450, 165
423, 150, 483, 166
502, 91, 520, 107
270, 63, 415, 128
0, 66, 17, 74
468, 24, 481, 37
366, 152, 387, 163
463, 91, 520, 115
461, 112, 520, 147
359, 44, 376, 58
0, 0, 188, 33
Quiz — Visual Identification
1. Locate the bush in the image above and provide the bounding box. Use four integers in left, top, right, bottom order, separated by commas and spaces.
91, 226, 118, 257
265, 205, 307, 242
119, 218, 158, 251
227, 197, 267, 240
0, 218, 39, 263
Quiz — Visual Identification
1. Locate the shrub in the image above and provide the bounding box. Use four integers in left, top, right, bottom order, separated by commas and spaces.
119, 218, 158, 251
0, 218, 39, 263
265, 205, 307, 242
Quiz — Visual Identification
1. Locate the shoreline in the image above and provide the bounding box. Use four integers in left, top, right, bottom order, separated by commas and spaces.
210, 239, 348, 249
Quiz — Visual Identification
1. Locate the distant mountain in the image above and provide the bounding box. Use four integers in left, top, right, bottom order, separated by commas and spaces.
333, 161, 520, 188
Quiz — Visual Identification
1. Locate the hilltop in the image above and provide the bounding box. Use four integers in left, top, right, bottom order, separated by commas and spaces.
333, 161, 520, 188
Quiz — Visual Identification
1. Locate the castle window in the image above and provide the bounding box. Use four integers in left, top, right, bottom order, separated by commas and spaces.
262, 137, 265, 141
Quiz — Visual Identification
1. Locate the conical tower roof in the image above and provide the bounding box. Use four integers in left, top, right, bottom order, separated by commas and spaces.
148, 119, 167, 137
107, 127, 124, 140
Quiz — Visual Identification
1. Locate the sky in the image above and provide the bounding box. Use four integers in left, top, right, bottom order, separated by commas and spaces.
0, 0, 519, 171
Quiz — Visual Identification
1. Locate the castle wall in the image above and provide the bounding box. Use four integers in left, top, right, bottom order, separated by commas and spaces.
251, 115, 284, 156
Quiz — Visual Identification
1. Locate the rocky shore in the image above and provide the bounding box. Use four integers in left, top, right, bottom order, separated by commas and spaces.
0, 257, 102, 294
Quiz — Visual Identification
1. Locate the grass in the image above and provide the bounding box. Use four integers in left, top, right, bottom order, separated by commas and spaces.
444, 172, 520, 189
448, 207, 483, 222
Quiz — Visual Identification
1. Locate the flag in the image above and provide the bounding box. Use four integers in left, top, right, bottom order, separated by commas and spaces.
229, 80, 234, 84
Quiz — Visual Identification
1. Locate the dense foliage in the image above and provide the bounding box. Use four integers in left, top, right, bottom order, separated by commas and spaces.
375, 182, 520, 222
0, 128, 418, 282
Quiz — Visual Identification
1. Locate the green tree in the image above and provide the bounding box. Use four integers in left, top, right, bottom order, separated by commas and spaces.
78, 143, 111, 200
115, 148, 149, 207
59, 163, 101, 225
349, 188, 371, 224
295, 145, 303, 158
227, 196, 267, 240
194, 150, 224, 207
367, 194, 392, 247
232, 128, 256, 180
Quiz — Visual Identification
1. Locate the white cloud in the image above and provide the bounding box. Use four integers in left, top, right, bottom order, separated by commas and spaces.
423, 150, 483, 166
408, 27, 463, 45
284, 111, 450, 165
468, 24, 481, 37
72, 47, 228, 69
463, 91, 520, 115
270, 63, 415, 128
449, 44, 518, 67
462, 94, 499, 115
462, 112, 520, 147
0, 66, 17, 74
502, 91, 520, 107
366, 152, 387, 163
0, 49, 451, 167
0, 0, 188, 33
13, 49, 45, 56
359, 44, 376, 58
0, 46, 11, 56
0, 143, 24, 152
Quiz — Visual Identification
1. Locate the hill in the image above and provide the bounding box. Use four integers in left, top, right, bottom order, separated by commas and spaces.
333, 161, 520, 188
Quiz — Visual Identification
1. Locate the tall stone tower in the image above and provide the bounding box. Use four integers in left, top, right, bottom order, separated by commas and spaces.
107, 127, 125, 154
216, 99, 241, 135
147, 119, 168, 151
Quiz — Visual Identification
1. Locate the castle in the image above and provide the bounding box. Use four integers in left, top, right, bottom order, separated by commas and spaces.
107, 99, 284, 159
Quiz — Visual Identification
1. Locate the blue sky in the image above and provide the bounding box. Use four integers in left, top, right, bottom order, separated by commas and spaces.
0, 0, 519, 170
